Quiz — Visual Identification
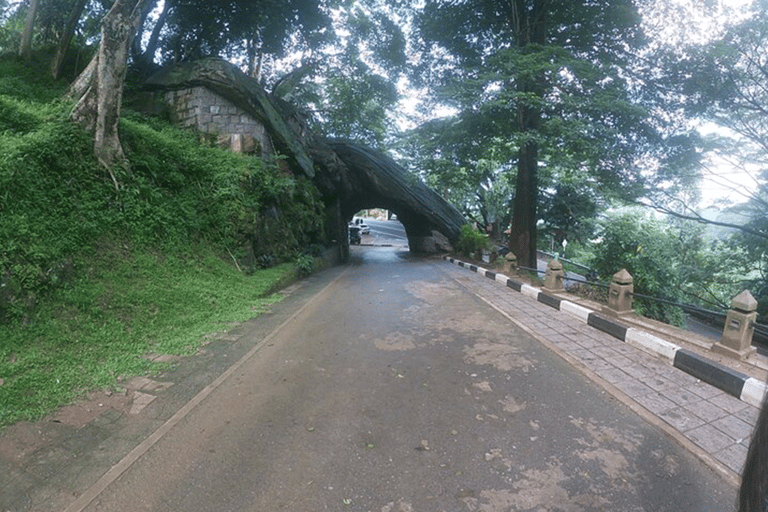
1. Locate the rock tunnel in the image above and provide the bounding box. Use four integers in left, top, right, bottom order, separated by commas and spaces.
143, 58, 465, 259
327, 141, 465, 254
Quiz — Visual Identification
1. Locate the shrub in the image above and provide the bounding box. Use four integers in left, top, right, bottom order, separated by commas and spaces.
295, 252, 316, 277
457, 224, 490, 257
591, 208, 690, 326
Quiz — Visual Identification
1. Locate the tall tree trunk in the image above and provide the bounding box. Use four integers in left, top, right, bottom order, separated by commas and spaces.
51, 0, 88, 79
68, 0, 147, 183
507, 0, 546, 268
18, 0, 41, 61
510, 139, 539, 267
130, 0, 157, 63
134, 0, 171, 74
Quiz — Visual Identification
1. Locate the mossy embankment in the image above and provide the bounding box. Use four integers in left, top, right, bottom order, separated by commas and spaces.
0, 56, 326, 428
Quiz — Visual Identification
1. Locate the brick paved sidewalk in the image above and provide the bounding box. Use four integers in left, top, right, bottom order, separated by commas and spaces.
439, 259, 760, 483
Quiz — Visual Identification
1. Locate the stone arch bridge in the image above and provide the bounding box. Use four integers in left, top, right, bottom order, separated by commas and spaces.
142, 58, 465, 260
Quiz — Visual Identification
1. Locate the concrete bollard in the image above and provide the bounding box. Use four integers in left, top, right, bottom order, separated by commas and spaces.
503, 252, 518, 274
544, 259, 564, 291
607, 268, 633, 315
713, 290, 758, 360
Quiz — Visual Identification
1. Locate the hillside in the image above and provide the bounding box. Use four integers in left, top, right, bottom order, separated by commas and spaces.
0, 56, 325, 428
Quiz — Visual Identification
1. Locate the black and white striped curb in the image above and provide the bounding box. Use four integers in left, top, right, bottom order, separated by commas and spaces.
444, 256, 767, 408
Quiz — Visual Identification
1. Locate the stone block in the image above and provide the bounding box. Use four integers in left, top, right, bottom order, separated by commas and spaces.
242, 135, 258, 154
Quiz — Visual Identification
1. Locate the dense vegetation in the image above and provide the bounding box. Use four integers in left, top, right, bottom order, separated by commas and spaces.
0, 56, 325, 427
3, 0, 768, 427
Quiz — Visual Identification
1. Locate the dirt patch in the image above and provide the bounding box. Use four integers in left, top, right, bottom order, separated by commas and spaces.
51, 389, 133, 429
0, 388, 135, 464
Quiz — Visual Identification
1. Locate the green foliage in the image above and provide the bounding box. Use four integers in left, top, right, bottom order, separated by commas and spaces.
0, 96, 40, 133
539, 183, 600, 246
0, 58, 325, 326
0, 248, 293, 428
295, 252, 317, 277
0, 58, 69, 101
590, 208, 697, 326
457, 224, 490, 257
0, 56, 329, 428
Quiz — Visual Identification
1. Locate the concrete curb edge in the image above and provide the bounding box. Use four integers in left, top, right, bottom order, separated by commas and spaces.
443, 256, 767, 408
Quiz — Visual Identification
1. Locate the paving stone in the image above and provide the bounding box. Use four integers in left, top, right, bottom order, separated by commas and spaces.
658, 407, 706, 432
129, 392, 157, 415
590, 347, 621, 358
664, 370, 701, 387
602, 354, 635, 368
581, 359, 616, 373
552, 341, 582, 352
686, 381, 725, 400
712, 415, 754, 442
643, 375, 679, 393
716, 443, 748, 473
597, 367, 632, 384
571, 348, 598, 361
633, 393, 677, 415
613, 379, 655, 399
736, 404, 761, 426
685, 424, 736, 453
622, 365, 656, 380
682, 400, 729, 423
659, 387, 703, 407
610, 347, 640, 358
575, 337, 606, 349
709, 393, 749, 414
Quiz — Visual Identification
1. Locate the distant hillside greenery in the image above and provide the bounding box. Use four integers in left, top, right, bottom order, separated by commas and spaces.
0, 56, 325, 427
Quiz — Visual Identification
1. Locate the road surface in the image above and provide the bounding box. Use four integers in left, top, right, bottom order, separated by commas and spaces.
72, 246, 734, 511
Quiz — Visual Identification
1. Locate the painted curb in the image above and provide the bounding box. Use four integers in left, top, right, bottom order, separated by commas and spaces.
443, 255, 768, 407
625, 328, 679, 362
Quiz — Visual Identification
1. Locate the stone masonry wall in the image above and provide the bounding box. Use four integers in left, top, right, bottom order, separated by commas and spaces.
165, 86, 273, 156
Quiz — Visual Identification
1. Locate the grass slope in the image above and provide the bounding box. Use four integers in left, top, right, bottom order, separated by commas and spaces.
0, 56, 324, 429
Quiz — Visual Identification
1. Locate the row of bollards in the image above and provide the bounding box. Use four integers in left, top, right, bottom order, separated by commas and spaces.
503, 254, 759, 362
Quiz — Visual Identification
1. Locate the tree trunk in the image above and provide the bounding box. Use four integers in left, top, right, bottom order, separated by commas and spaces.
69, 0, 147, 179
134, 0, 171, 74
130, 0, 157, 63
507, 0, 546, 268
18, 0, 41, 61
510, 139, 539, 267
51, 0, 88, 79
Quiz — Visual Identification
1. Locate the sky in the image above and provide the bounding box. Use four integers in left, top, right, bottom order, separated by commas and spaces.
642, 0, 758, 208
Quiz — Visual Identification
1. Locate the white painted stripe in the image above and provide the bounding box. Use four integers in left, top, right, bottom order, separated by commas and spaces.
625, 328, 680, 362
559, 301, 592, 323
521, 284, 540, 299
475, 266, 487, 274
495, 273, 509, 284
741, 377, 768, 408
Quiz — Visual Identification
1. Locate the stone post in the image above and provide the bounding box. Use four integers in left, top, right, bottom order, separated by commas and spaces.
607, 269, 633, 315
713, 290, 757, 360
503, 252, 518, 274
544, 259, 564, 291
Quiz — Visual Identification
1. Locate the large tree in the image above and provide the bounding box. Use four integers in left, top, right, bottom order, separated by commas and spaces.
17, 0, 40, 61
281, 3, 406, 148
410, 0, 698, 267
67, 0, 147, 182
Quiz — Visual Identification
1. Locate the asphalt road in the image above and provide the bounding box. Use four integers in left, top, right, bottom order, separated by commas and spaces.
77, 247, 735, 511
364, 218, 408, 245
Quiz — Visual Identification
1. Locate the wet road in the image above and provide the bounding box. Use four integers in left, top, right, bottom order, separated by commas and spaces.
78, 247, 735, 511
